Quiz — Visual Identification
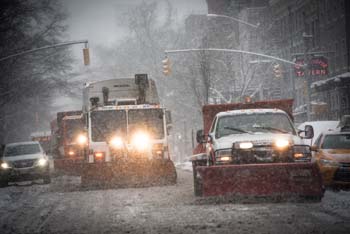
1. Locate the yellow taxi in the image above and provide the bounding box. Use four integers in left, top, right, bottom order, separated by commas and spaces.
311, 130, 350, 186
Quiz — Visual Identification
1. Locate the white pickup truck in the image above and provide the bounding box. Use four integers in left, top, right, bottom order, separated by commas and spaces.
204, 108, 314, 165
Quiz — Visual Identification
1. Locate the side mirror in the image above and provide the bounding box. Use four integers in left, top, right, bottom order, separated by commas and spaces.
310, 145, 318, 152
196, 129, 206, 144
304, 125, 314, 139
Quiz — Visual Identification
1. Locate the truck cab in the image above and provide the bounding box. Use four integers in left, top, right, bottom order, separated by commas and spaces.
79, 74, 176, 186
205, 108, 313, 165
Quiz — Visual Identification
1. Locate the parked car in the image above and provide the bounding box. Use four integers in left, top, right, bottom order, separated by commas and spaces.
297, 121, 339, 146
0, 141, 51, 187
311, 130, 350, 186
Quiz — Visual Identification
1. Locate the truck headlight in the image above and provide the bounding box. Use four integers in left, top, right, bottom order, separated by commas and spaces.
37, 158, 48, 167
131, 132, 151, 151
1, 162, 10, 169
215, 150, 232, 162
109, 136, 124, 149
319, 158, 339, 167
275, 139, 290, 149
77, 134, 88, 146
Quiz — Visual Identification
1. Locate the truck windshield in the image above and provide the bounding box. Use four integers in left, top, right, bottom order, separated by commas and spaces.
91, 110, 127, 142
216, 113, 296, 138
128, 109, 164, 139
4, 144, 41, 157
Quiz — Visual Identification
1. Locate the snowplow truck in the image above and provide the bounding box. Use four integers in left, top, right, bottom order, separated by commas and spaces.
79, 74, 176, 187
191, 99, 324, 200
51, 111, 85, 175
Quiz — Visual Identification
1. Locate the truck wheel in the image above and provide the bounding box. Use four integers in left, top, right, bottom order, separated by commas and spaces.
192, 162, 202, 196
0, 180, 8, 188
43, 175, 51, 184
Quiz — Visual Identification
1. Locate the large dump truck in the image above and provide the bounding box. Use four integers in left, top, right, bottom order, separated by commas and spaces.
50, 111, 85, 175
78, 74, 176, 187
191, 99, 325, 200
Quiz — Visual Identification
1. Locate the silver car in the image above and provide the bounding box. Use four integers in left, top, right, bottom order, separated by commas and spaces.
0, 141, 51, 187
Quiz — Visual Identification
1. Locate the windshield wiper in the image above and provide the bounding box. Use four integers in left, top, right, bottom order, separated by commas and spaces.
253, 126, 288, 134
224, 126, 249, 134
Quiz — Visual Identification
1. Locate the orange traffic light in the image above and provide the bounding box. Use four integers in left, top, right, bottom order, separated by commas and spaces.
83, 48, 90, 65
162, 57, 171, 75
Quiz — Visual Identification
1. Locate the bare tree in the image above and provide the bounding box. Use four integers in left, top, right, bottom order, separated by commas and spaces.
0, 0, 73, 143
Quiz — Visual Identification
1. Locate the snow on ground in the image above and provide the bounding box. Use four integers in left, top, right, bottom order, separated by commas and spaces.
0, 169, 349, 234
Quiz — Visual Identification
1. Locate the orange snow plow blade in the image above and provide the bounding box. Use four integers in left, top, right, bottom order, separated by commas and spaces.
196, 162, 324, 200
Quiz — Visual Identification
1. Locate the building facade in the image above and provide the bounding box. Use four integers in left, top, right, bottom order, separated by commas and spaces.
267, 0, 350, 122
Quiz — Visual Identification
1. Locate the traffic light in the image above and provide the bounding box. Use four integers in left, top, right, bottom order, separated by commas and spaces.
83, 48, 90, 65
162, 57, 171, 75
273, 63, 283, 79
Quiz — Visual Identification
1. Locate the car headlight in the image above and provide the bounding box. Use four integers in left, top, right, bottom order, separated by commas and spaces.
131, 131, 151, 151
76, 134, 88, 146
1, 162, 10, 169
109, 136, 124, 149
293, 145, 311, 159
215, 149, 232, 162
37, 158, 48, 167
319, 158, 339, 167
275, 139, 290, 149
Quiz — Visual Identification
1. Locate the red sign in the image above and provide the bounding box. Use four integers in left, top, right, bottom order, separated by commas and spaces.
309, 56, 328, 76
294, 56, 328, 77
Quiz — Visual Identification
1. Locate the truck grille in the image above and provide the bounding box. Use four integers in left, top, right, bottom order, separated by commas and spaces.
334, 162, 350, 182
232, 146, 293, 164
12, 159, 36, 168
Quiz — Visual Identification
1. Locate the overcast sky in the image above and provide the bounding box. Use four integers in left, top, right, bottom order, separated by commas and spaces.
64, 0, 207, 57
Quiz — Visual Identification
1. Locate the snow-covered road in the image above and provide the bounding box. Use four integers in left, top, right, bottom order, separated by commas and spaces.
0, 169, 349, 234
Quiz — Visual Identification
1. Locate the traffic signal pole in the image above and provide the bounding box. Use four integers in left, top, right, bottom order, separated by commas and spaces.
164, 48, 301, 66
0, 40, 89, 64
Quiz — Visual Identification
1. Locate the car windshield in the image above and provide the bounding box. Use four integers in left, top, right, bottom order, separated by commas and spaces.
322, 134, 350, 149
4, 144, 41, 157
128, 109, 164, 139
91, 110, 127, 142
216, 113, 295, 138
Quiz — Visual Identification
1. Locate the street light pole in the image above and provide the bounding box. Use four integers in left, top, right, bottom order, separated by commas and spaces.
0, 40, 89, 63
303, 33, 313, 121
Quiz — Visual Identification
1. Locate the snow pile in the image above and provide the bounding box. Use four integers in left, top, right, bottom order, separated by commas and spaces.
175, 161, 193, 172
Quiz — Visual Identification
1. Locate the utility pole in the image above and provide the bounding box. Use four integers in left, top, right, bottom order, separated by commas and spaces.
303, 33, 313, 121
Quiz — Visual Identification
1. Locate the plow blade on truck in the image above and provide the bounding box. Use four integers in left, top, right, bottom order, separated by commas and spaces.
194, 162, 324, 201
81, 159, 177, 188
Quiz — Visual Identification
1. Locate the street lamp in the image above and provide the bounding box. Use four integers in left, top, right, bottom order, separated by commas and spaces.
207, 14, 260, 29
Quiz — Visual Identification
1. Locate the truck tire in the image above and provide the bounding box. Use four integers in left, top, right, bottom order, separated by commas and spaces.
164, 160, 177, 185
0, 180, 8, 188
43, 175, 51, 184
192, 162, 203, 197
